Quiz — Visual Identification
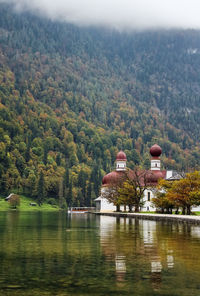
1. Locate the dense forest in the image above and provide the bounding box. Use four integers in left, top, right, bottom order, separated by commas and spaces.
1, 3, 200, 206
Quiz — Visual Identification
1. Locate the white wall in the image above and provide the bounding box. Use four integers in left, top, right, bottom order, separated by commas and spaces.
141, 189, 155, 212
95, 188, 156, 212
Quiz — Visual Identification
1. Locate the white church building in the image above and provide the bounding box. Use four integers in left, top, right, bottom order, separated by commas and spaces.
95, 144, 181, 212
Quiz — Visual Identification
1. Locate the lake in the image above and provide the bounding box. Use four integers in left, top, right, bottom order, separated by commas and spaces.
0, 212, 200, 295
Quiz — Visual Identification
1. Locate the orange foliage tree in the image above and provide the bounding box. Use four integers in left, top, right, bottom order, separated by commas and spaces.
166, 171, 200, 215
153, 171, 200, 215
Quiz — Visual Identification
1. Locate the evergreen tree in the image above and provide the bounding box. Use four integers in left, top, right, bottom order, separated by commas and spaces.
63, 168, 70, 204
43, 144, 48, 165
37, 171, 45, 206
86, 182, 92, 207
67, 181, 73, 207
56, 153, 61, 166
78, 169, 87, 203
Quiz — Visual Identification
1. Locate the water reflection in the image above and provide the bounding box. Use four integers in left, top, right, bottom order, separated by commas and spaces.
98, 215, 200, 294
167, 253, 174, 269
0, 212, 200, 295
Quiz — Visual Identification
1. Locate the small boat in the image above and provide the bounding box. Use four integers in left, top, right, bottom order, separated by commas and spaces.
68, 207, 95, 213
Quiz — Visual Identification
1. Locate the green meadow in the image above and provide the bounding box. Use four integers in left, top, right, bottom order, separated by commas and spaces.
0, 196, 60, 211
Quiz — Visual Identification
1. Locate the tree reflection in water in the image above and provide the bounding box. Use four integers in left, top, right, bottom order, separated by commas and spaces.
98, 215, 200, 294
0, 212, 200, 295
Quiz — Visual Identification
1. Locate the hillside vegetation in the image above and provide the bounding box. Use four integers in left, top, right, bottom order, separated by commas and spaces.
1, 3, 200, 206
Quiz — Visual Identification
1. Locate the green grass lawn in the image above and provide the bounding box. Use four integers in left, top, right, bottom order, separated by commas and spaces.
191, 212, 200, 215
0, 195, 60, 211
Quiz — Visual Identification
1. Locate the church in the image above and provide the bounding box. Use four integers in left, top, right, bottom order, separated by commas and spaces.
95, 144, 181, 212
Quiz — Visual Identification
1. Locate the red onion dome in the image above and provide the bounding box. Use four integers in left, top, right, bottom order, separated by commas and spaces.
116, 151, 127, 161
150, 144, 162, 157
146, 170, 164, 184
102, 171, 126, 186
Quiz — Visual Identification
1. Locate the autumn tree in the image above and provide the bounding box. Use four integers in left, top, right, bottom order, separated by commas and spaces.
152, 191, 174, 214
166, 171, 200, 215
117, 180, 137, 212
152, 179, 175, 214
102, 168, 150, 212
118, 168, 150, 212
102, 185, 122, 212
153, 172, 200, 215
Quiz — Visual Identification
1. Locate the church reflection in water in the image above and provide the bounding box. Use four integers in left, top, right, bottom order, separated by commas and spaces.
1, 212, 200, 295
98, 216, 176, 290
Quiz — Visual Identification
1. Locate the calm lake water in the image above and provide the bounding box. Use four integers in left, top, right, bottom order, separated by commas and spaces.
0, 212, 200, 296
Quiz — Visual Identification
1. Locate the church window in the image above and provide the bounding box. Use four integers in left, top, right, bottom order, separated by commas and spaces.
148, 192, 150, 201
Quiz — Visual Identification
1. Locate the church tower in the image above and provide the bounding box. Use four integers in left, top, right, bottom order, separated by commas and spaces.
150, 144, 162, 170
116, 151, 127, 171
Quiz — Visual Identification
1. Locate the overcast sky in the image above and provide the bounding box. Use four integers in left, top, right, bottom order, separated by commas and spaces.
1, 0, 200, 30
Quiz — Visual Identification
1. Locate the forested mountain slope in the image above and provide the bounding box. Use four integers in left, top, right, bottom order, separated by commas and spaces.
0, 3, 200, 206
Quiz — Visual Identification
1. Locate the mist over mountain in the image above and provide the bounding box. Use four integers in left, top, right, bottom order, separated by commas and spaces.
0, 3, 200, 205
1, 0, 200, 30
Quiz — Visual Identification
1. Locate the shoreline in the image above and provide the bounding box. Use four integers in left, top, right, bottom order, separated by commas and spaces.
94, 212, 200, 225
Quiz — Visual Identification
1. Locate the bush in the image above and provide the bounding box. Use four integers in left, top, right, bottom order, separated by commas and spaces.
46, 198, 58, 206
60, 198, 68, 210
8, 194, 20, 209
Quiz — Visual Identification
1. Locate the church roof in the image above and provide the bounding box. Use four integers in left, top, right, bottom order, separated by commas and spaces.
102, 169, 166, 187
102, 171, 127, 186
150, 144, 162, 157
116, 151, 127, 161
